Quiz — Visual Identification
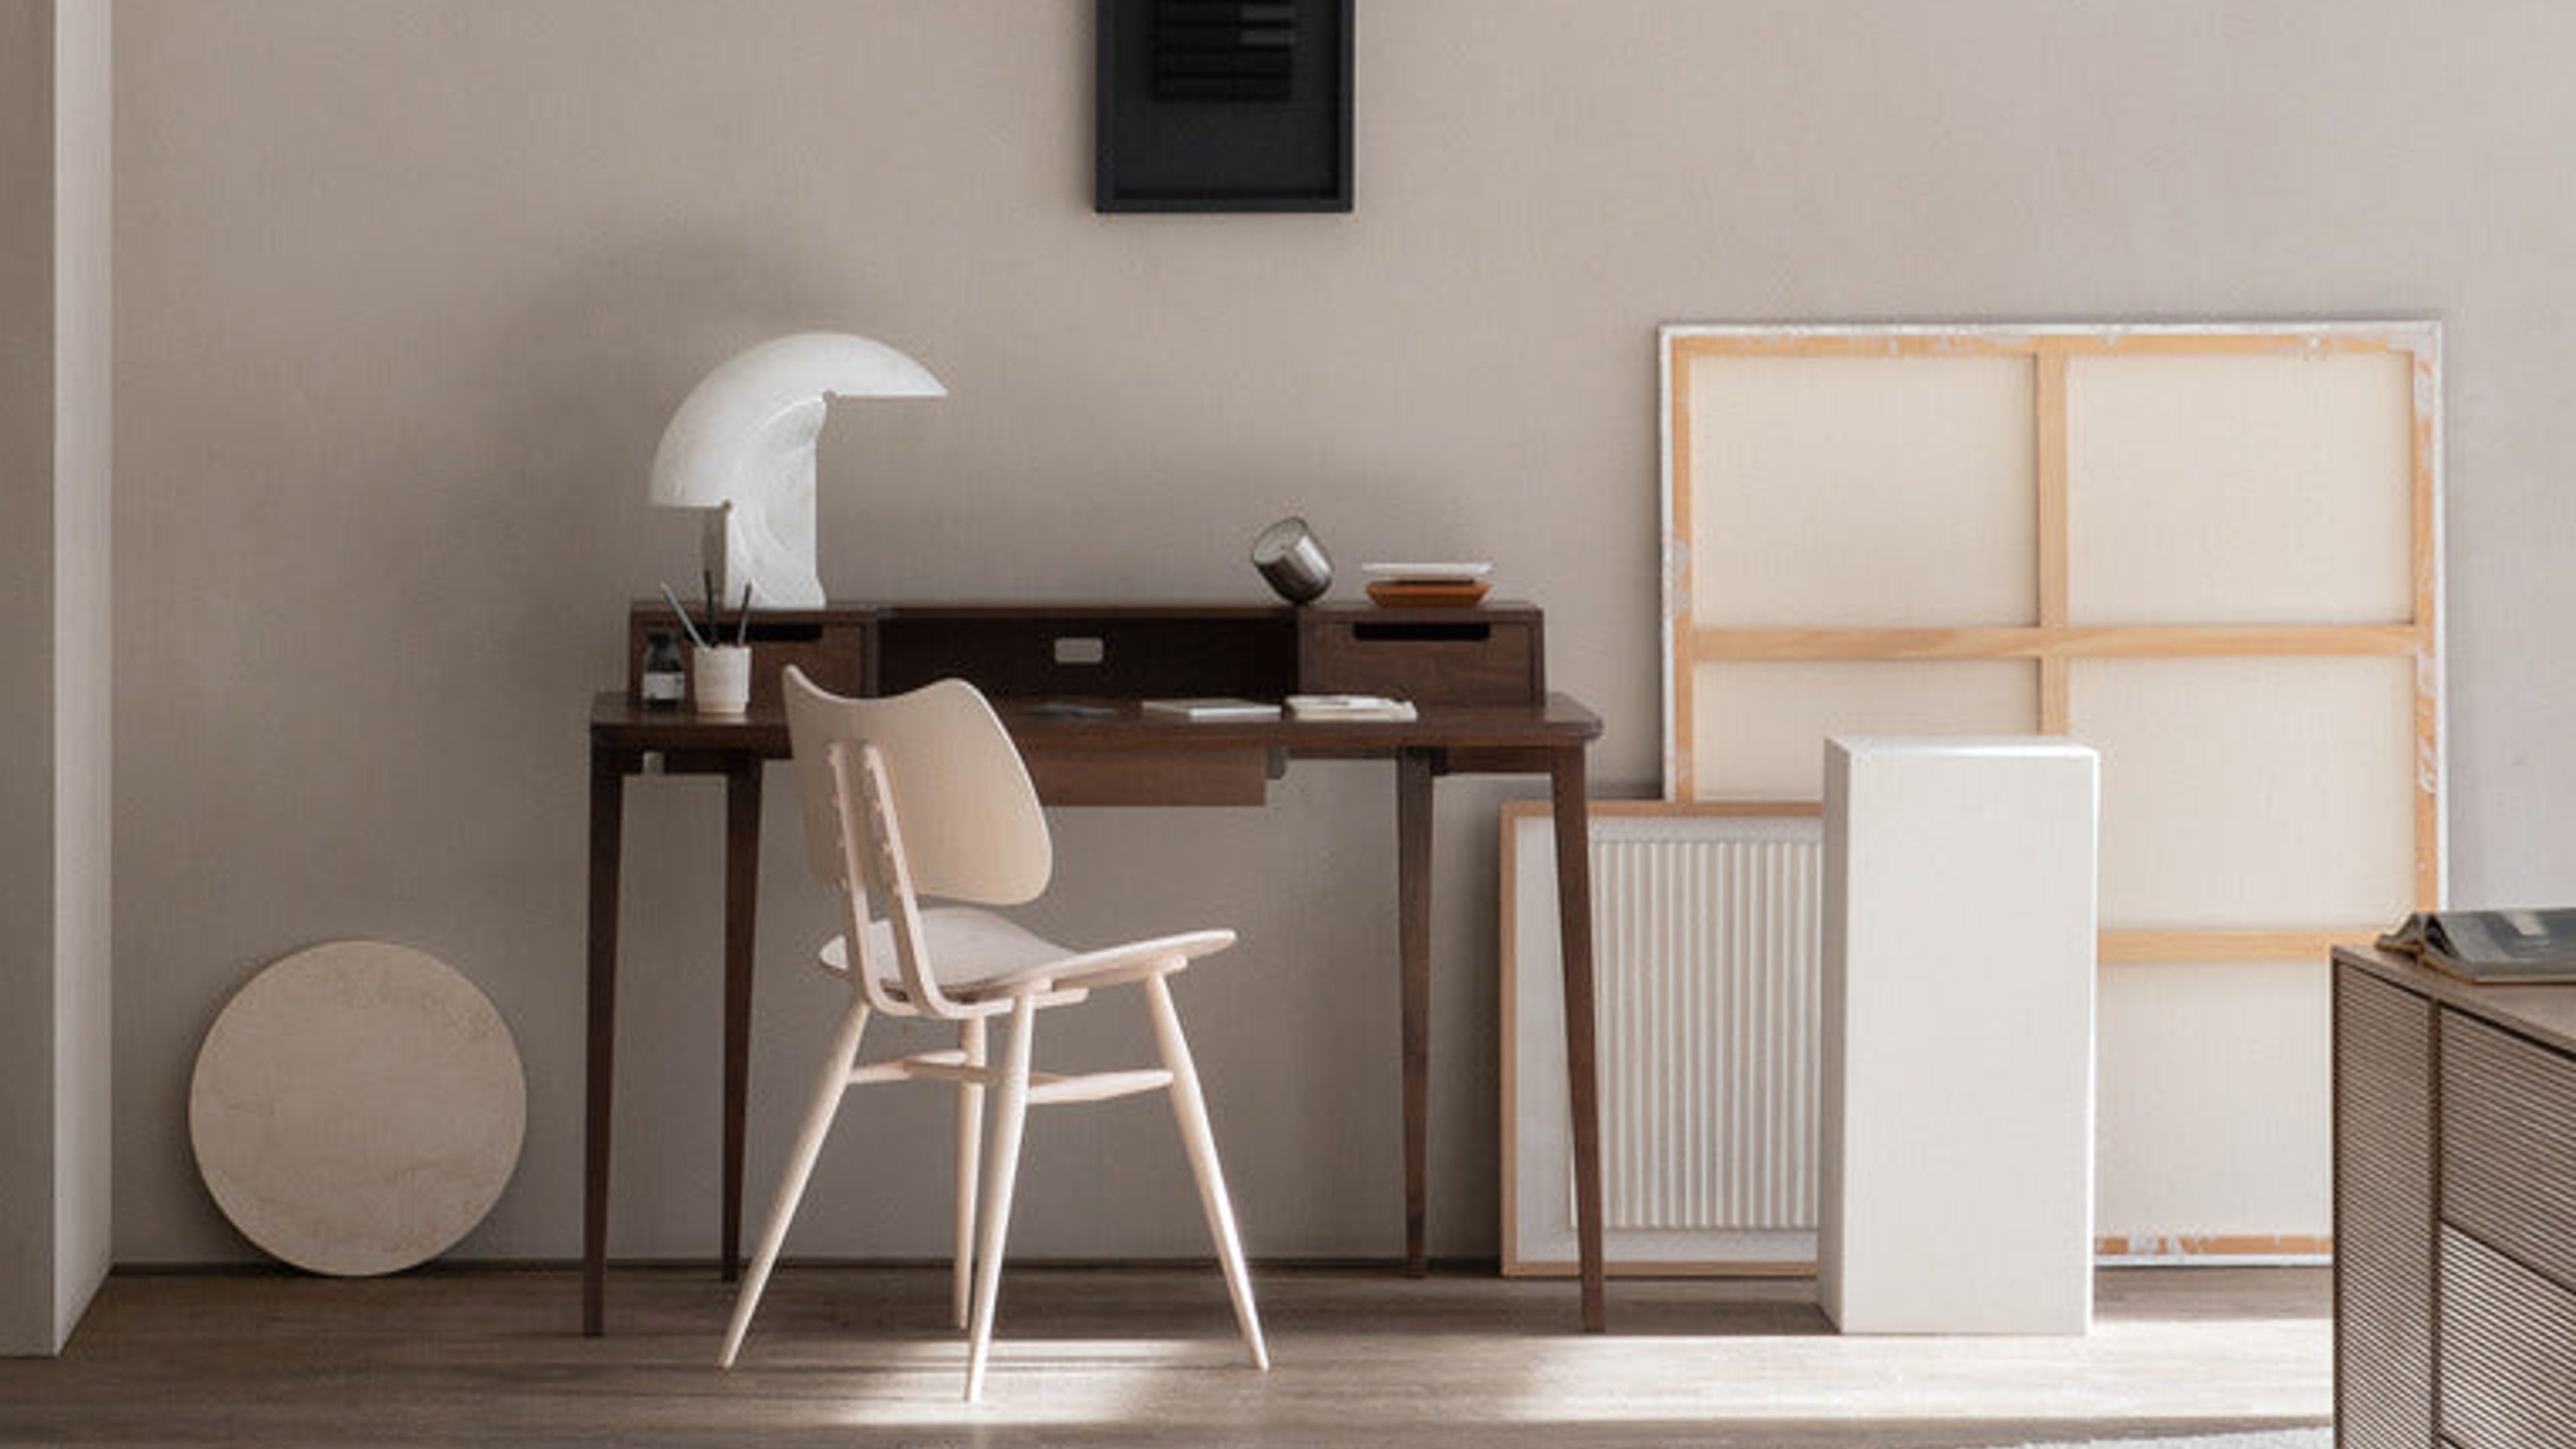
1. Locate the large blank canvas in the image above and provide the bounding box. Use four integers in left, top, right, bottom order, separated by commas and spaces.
1659, 321, 2441, 1249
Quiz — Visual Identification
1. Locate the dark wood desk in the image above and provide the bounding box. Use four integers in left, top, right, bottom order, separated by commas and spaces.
584, 690, 1610, 1334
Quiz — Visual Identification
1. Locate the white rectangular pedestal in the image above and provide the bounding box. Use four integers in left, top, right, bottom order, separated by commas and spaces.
1819, 736, 2099, 1335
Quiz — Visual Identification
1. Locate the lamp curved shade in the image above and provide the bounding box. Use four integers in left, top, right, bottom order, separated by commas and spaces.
650, 332, 946, 609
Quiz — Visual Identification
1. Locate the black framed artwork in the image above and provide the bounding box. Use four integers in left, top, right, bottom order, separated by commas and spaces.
1095, 0, 1354, 213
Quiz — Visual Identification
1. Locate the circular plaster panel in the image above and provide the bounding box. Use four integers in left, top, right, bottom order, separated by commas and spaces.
190, 940, 526, 1276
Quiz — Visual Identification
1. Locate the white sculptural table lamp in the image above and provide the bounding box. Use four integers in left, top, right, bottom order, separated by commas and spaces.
649, 332, 946, 610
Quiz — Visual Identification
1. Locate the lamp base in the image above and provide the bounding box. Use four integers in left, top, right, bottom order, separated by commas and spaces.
695, 499, 824, 612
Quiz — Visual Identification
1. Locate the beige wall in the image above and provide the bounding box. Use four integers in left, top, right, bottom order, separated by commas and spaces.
108, 1, 2576, 1264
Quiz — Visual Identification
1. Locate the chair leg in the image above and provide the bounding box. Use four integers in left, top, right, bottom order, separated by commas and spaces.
952, 1014, 987, 1331
719, 1001, 871, 1368
963, 996, 1037, 1402
1144, 973, 1269, 1371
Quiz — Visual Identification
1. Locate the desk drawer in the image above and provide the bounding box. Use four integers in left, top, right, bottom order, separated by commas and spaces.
2438, 1226, 2576, 1449
1299, 604, 1543, 705
1020, 744, 1275, 807
2442, 1010, 2576, 1290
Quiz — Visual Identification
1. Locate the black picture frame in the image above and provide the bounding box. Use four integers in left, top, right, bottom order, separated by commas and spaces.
1095, 0, 1354, 213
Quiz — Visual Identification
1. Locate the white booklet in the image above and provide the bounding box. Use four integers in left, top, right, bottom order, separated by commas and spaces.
1286, 694, 1418, 722
1139, 696, 1283, 721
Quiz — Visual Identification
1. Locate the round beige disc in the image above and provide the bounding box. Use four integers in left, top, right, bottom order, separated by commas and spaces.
189, 940, 526, 1276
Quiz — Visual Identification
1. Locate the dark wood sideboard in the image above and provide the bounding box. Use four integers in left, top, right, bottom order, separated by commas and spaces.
2334, 944, 2576, 1448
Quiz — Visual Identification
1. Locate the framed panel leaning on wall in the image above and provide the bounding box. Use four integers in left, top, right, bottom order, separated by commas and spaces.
1501, 800, 1827, 1277
1658, 321, 2443, 1251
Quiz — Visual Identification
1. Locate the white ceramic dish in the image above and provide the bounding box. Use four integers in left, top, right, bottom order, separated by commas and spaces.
1360, 561, 1493, 581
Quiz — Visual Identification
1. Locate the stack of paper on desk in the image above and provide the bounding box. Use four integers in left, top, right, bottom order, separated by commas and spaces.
1138, 697, 1282, 721
1286, 694, 1418, 722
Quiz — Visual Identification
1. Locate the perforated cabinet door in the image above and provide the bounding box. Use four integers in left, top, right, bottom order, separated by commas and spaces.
2333, 966, 2435, 1449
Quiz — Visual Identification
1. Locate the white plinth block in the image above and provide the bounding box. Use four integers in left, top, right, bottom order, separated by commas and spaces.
1819, 737, 2099, 1334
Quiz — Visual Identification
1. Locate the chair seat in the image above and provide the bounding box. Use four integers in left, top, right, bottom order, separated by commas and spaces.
820, 911, 1236, 1011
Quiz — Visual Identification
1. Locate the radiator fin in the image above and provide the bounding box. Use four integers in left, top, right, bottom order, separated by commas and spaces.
1592, 825, 1823, 1232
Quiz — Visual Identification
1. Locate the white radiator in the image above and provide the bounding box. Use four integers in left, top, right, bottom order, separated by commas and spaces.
1505, 804, 1823, 1274
1595, 821, 1823, 1232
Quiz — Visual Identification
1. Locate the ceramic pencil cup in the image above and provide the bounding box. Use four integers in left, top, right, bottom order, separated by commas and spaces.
691, 645, 752, 714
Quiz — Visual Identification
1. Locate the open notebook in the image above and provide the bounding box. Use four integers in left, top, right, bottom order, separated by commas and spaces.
2378, 907, 2576, 985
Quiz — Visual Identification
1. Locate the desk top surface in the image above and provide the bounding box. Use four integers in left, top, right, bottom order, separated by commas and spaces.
592, 690, 1603, 756
2336, 943, 2576, 1057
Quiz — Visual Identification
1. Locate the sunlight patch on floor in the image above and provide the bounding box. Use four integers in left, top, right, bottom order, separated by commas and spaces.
819, 1339, 1223, 1425
791, 1312, 2330, 1429
1488, 1316, 2331, 1424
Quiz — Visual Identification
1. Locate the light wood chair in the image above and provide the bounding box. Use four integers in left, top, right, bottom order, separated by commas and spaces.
717, 667, 1268, 1400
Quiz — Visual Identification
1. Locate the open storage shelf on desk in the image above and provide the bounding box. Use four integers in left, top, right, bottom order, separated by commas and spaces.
627, 600, 1546, 715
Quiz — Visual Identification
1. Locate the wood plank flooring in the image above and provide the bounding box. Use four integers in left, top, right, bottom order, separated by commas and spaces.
0, 1264, 2330, 1448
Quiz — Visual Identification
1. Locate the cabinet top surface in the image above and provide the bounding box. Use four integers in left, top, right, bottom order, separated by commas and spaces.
2336, 943, 2576, 1056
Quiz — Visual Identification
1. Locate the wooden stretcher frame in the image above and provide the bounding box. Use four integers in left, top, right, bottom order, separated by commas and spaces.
1660, 321, 2445, 965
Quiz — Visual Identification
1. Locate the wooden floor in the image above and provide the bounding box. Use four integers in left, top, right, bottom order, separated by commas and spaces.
0, 1263, 2331, 1448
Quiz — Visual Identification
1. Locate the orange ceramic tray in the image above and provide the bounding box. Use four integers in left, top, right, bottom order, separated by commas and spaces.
1364, 580, 1492, 607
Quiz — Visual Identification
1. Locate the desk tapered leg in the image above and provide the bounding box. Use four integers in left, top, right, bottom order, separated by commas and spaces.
1548, 748, 1606, 1331
583, 746, 625, 1336
721, 760, 764, 1282
1397, 750, 1435, 1277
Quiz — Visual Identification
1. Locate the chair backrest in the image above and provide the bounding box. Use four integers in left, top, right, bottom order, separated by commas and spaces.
784, 667, 1053, 905
785, 668, 1053, 1017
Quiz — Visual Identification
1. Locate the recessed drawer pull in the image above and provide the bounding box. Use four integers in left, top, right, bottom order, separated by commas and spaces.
1350, 621, 1492, 644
